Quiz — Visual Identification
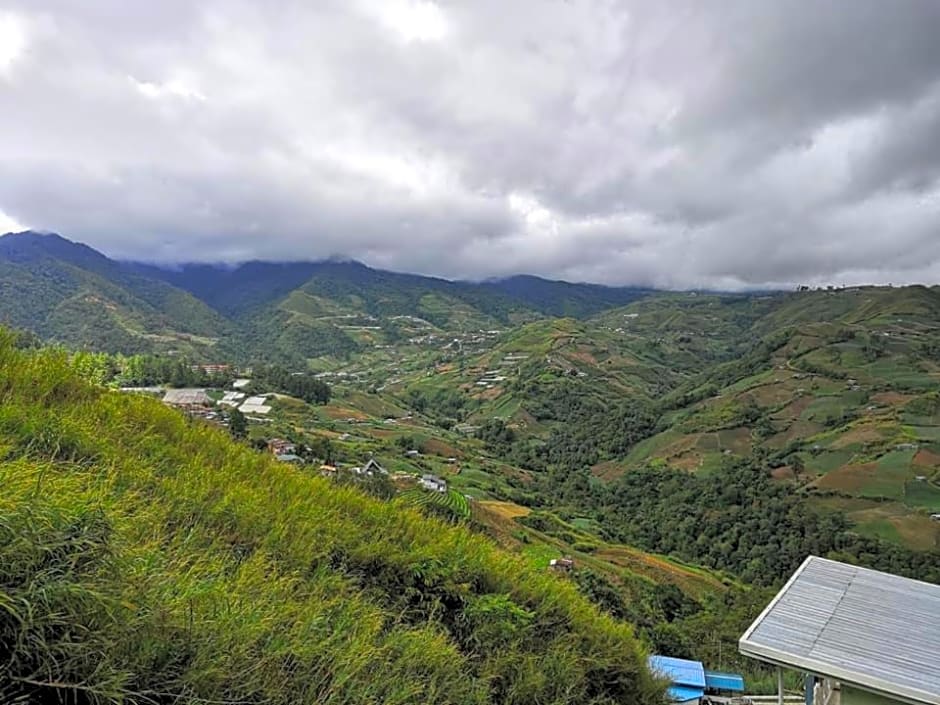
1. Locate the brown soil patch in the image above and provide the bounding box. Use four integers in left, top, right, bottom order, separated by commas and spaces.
474, 501, 532, 545
594, 546, 726, 600
474, 386, 504, 401
321, 405, 369, 421
814, 462, 878, 493
771, 465, 795, 480
718, 427, 752, 454
670, 452, 703, 472
477, 500, 530, 520
658, 433, 704, 458
591, 460, 628, 481
422, 438, 461, 458
499, 465, 535, 484
830, 424, 890, 449
891, 516, 940, 551
772, 395, 813, 420
871, 391, 913, 406
749, 383, 796, 407
567, 349, 598, 365
365, 428, 395, 439
914, 448, 940, 467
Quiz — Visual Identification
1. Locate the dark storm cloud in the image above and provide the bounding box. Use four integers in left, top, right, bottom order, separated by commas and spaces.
0, 0, 939, 288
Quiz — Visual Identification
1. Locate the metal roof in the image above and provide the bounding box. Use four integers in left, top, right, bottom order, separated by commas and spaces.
703, 671, 745, 692
162, 388, 211, 405
739, 556, 940, 705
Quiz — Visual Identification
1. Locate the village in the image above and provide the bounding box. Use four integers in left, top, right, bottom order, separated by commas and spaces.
146, 369, 467, 513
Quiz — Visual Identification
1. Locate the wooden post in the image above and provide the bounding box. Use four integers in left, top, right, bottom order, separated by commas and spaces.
777, 667, 784, 705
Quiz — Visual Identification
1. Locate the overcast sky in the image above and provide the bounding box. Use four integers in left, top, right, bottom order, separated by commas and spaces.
1, 1, 940, 289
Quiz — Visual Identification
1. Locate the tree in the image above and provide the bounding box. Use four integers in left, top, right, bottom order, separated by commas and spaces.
229, 407, 247, 439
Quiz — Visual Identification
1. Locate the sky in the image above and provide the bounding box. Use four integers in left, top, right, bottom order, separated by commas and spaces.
1, 1, 940, 289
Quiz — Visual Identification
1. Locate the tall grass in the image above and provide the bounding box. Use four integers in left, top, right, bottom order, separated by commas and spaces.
0, 332, 661, 704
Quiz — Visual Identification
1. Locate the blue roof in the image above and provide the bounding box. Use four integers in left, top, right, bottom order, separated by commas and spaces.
648, 655, 706, 688
667, 685, 705, 703
704, 670, 745, 692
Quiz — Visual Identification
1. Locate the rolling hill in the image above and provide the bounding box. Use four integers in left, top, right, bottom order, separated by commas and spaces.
2, 230, 939, 573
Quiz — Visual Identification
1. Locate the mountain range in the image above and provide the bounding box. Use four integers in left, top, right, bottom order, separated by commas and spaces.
0, 231, 652, 360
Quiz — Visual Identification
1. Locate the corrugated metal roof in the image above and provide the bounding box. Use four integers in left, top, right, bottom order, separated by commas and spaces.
162, 388, 210, 405
739, 556, 940, 705
704, 670, 745, 692
648, 655, 706, 688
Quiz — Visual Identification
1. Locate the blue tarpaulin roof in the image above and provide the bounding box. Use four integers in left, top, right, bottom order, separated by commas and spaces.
648, 655, 706, 688
667, 685, 706, 703
649, 655, 706, 701
704, 670, 745, 692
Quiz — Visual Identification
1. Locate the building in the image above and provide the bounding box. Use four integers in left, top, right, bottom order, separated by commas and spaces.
649, 656, 705, 704
739, 556, 940, 705
275, 453, 303, 463
549, 557, 575, 572
351, 459, 388, 477
361, 458, 387, 476
194, 364, 231, 375
267, 438, 296, 456
419, 474, 447, 493
647, 655, 745, 704
239, 396, 272, 415
162, 388, 211, 408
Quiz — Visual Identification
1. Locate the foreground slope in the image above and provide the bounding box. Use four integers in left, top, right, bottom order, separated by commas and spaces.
0, 332, 659, 705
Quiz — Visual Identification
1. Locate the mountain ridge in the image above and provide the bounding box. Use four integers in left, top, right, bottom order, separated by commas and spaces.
0, 231, 659, 360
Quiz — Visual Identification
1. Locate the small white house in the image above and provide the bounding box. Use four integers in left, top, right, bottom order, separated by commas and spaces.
419, 474, 447, 493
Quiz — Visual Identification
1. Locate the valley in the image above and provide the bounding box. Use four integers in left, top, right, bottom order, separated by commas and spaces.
2, 230, 940, 689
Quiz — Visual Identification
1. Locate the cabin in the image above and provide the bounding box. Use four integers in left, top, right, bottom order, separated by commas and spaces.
352, 458, 387, 477
739, 555, 940, 705
648, 655, 745, 704
549, 557, 575, 572
267, 438, 296, 456
419, 474, 447, 493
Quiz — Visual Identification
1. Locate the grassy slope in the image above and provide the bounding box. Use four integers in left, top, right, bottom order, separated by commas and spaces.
0, 333, 659, 705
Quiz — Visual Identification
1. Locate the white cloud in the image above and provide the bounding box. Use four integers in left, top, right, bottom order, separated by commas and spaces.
0, 208, 26, 233
0, 0, 939, 288
0, 12, 28, 77
131, 75, 206, 102
366, 0, 449, 43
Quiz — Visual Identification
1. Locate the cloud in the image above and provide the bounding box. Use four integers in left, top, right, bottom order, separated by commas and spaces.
0, 0, 939, 289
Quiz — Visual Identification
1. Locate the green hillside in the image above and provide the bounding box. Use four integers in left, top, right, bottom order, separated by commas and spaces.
0, 332, 661, 704
0, 233, 230, 356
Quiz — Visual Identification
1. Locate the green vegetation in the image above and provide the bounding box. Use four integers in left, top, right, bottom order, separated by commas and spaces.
0, 332, 661, 704
6, 231, 940, 695
397, 487, 472, 521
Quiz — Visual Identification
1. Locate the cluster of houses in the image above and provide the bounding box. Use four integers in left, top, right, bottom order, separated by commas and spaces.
470, 353, 530, 390
159, 380, 277, 420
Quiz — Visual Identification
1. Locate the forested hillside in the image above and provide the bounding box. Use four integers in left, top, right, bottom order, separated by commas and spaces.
0, 331, 661, 704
